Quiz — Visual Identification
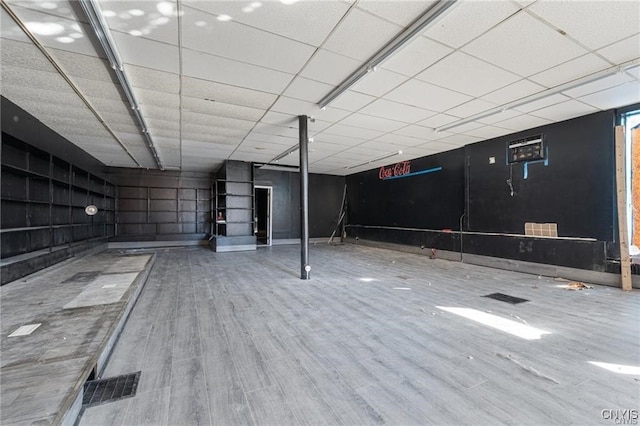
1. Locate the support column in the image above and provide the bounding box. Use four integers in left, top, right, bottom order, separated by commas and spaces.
299, 115, 310, 280
615, 125, 632, 291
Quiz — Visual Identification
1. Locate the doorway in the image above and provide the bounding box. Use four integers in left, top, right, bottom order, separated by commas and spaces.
255, 186, 272, 246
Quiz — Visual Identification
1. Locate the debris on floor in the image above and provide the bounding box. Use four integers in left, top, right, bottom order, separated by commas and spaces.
497, 353, 560, 384
566, 281, 593, 290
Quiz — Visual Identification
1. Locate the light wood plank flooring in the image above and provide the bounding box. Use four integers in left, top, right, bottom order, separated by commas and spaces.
79, 244, 640, 425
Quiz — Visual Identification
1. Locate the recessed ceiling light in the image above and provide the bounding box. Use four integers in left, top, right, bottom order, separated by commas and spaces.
217, 14, 232, 21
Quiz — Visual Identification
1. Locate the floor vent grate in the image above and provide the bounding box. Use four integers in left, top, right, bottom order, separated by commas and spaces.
63, 271, 100, 283
483, 293, 529, 304
83, 371, 141, 407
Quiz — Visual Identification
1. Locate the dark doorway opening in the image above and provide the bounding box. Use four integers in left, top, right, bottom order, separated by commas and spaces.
255, 186, 271, 246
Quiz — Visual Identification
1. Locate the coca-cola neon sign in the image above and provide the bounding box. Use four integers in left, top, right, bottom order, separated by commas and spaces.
379, 160, 442, 181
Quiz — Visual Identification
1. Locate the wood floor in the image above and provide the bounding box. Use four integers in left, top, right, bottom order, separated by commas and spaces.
80, 244, 640, 425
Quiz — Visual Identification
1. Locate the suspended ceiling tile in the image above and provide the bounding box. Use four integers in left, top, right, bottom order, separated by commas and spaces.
597, 33, 640, 65
305, 141, 345, 152
182, 122, 248, 138
445, 98, 497, 119
443, 120, 483, 134
181, 77, 276, 109
515, 93, 570, 113
299, 49, 361, 86
529, 99, 599, 122
99, 0, 179, 46
111, 31, 178, 73
386, 79, 472, 112
182, 111, 255, 130
529, 54, 613, 89
435, 133, 482, 147
181, 131, 242, 146
399, 146, 440, 159
135, 89, 179, 108
72, 76, 125, 101
86, 97, 133, 115
393, 124, 443, 140
184, 0, 350, 47
229, 151, 274, 163
374, 133, 429, 147
413, 141, 460, 152
49, 48, 113, 81
359, 99, 436, 123
462, 125, 512, 140
7, 0, 82, 21
339, 113, 407, 133
417, 113, 460, 128
150, 128, 180, 139
282, 77, 334, 103
578, 82, 640, 110
494, 113, 553, 132
258, 112, 299, 128
462, 12, 587, 77
144, 118, 179, 132
182, 49, 293, 94
350, 68, 408, 97
323, 8, 400, 61
270, 97, 351, 122
140, 104, 180, 121
527, 1, 639, 51
98, 110, 137, 126
417, 51, 520, 97
125, 64, 180, 93
424, 0, 520, 48
311, 132, 364, 147
182, 6, 314, 75
0, 39, 55, 71
7, 4, 101, 56
357, 0, 437, 27
1, 9, 31, 42
628, 66, 640, 80
243, 132, 297, 146
476, 109, 521, 125
182, 97, 264, 121
329, 91, 376, 112
482, 79, 545, 106
562, 73, 633, 98
322, 123, 385, 141
381, 35, 453, 77
1, 64, 74, 93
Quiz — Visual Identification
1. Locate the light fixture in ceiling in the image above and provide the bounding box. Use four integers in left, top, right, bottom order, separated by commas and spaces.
346, 150, 403, 170
271, 145, 300, 163
318, 0, 458, 110
79, 0, 164, 170
257, 163, 300, 172
436, 57, 640, 133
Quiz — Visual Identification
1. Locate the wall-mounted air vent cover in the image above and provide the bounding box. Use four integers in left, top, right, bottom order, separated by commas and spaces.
508, 134, 545, 164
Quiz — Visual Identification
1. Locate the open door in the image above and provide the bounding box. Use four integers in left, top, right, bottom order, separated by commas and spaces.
255, 186, 272, 246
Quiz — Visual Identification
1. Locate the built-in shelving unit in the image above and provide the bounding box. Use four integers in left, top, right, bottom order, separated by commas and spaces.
1, 137, 115, 258
210, 161, 256, 252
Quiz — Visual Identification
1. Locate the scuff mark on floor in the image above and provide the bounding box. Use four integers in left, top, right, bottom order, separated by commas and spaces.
497, 352, 560, 384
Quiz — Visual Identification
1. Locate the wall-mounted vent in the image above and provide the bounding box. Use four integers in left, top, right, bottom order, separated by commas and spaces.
508, 134, 545, 163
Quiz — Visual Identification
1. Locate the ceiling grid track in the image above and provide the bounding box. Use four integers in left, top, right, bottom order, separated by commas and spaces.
0, 0, 143, 168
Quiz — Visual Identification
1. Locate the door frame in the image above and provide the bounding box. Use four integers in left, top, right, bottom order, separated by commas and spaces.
255, 185, 272, 246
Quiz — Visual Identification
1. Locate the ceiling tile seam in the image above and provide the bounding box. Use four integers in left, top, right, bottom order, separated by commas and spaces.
523, 7, 624, 70
0, 0, 143, 168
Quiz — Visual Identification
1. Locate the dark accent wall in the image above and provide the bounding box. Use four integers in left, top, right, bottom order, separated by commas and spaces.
255, 169, 345, 239
106, 168, 211, 242
346, 110, 617, 272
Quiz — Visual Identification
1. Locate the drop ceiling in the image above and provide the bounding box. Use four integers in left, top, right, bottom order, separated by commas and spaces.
1, 0, 639, 175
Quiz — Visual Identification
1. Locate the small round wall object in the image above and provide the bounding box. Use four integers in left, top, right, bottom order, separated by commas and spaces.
304, 265, 311, 272
85, 205, 98, 216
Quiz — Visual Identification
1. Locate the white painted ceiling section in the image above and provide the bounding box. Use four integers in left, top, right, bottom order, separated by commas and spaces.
1, 0, 639, 175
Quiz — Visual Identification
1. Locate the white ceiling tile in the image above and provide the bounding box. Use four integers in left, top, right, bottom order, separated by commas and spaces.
125, 65, 180, 93
182, 6, 315, 74
482, 79, 545, 105
183, 49, 293, 94
529, 54, 612, 88
100, 1, 179, 45
417, 113, 460, 128
135, 89, 180, 108
462, 12, 587, 77
462, 125, 512, 140
476, 109, 521, 125
445, 98, 497, 119
444, 121, 483, 134
141, 104, 180, 121
597, 33, 640, 65
416, 51, 520, 97
182, 123, 248, 138
323, 8, 400, 61
0, 39, 54, 71
182, 111, 255, 130
373, 134, 429, 147
359, 99, 436, 123
300, 49, 360, 85
350, 68, 408, 97
381, 35, 453, 77
1, 65, 71, 92
494, 113, 553, 131
181, 77, 277, 109
144, 118, 178, 132
399, 146, 440, 159
527, 1, 640, 50
283, 77, 334, 103
253, 122, 298, 138
562, 72, 633, 98
357, 0, 437, 27
515, 93, 570, 113
322, 124, 384, 141
49, 49, 113, 82
269, 97, 352, 123
184, 0, 350, 47
425, 1, 520, 48
1, 8, 30, 42
339, 113, 407, 133
627, 65, 640, 80
578, 82, 640, 110
529, 100, 599, 122
394, 124, 444, 140
386, 79, 472, 111
435, 133, 482, 146
70, 76, 126, 101
414, 141, 461, 152
313, 133, 366, 146
111, 31, 179, 73
329, 91, 376, 112
182, 97, 264, 121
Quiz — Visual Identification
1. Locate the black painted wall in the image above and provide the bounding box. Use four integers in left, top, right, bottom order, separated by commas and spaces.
255, 169, 345, 239
346, 110, 617, 271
